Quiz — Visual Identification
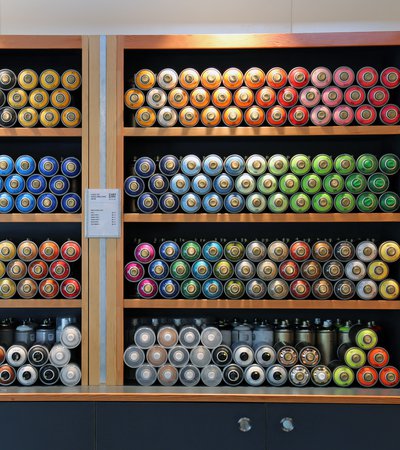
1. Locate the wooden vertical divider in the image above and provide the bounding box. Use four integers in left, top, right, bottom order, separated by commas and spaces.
87, 35, 101, 385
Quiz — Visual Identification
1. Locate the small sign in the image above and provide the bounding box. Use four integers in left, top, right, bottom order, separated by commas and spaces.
85, 189, 121, 238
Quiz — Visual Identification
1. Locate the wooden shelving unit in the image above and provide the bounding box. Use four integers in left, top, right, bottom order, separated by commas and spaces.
108, 31, 400, 401
0, 35, 90, 385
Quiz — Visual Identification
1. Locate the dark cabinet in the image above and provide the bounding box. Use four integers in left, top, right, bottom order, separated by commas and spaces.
0, 402, 95, 450
266, 404, 399, 450
96, 402, 266, 450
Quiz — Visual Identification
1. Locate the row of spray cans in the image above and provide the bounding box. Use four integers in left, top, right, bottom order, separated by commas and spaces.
0, 239, 81, 299
126, 66, 400, 127
125, 239, 400, 300
0, 68, 81, 128
126, 153, 400, 214
0, 315, 81, 386
124, 317, 399, 388
0, 155, 81, 213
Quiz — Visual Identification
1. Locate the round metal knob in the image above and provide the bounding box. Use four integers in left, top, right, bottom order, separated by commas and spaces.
280, 417, 294, 432
238, 417, 252, 432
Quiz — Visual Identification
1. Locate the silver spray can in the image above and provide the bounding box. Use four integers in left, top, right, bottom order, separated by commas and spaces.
168, 346, 190, 367
232, 342, 254, 367
253, 321, 274, 347
179, 325, 201, 348
316, 319, 337, 365
232, 322, 252, 345
60, 363, 81, 386
274, 320, 294, 345
295, 320, 315, 346
60, 325, 81, 349
179, 365, 201, 387
190, 346, 212, 367
201, 326, 223, 349
49, 344, 71, 367
134, 326, 156, 349
15, 322, 35, 347
56, 316, 78, 342
254, 344, 276, 367
17, 364, 38, 386
266, 364, 288, 386
123, 345, 145, 368
136, 364, 157, 386
201, 365, 223, 386
6, 344, 28, 367
289, 365, 311, 387
36, 319, 56, 347
244, 364, 266, 386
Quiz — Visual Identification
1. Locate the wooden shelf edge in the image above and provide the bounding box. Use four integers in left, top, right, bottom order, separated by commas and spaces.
0, 128, 82, 137
123, 125, 400, 138
0, 300, 82, 308
121, 32, 400, 50
0, 214, 82, 223
0, 387, 400, 404
124, 213, 400, 223
0, 36, 82, 49
123, 299, 400, 310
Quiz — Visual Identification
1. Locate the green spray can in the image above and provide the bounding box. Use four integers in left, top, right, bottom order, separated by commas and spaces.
257, 173, 278, 195
213, 259, 234, 281
279, 174, 300, 195
334, 154, 355, 175
224, 279, 245, 299
368, 173, 389, 194
170, 259, 191, 280
290, 193, 311, 213
329, 360, 355, 387
323, 173, 344, 194
181, 241, 202, 262
356, 153, 378, 175
379, 191, 400, 212
356, 192, 378, 212
181, 278, 202, 299
334, 192, 356, 213
268, 193, 289, 213
290, 154, 311, 176
268, 154, 289, 176
345, 173, 367, 194
224, 241, 245, 263
301, 174, 322, 195
312, 193, 333, 213
379, 153, 400, 176
312, 154, 333, 176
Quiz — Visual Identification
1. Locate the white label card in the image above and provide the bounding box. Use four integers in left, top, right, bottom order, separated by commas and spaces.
85, 189, 121, 238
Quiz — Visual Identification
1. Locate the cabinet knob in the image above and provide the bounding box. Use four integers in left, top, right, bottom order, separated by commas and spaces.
238, 417, 252, 432
280, 417, 294, 432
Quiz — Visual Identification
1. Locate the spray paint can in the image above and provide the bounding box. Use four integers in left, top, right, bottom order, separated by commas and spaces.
337, 343, 367, 369
316, 320, 337, 365
274, 341, 298, 367
222, 364, 244, 386
266, 364, 288, 386
311, 365, 332, 386
329, 360, 355, 387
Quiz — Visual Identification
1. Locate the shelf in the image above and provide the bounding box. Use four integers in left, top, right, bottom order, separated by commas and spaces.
124, 299, 400, 310
0, 386, 399, 404
0, 300, 81, 308
0, 214, 82, 223
0, 36, 82, 49
124, 213, 400, 223
124, 125, 400, 138
0, 128, 82, 137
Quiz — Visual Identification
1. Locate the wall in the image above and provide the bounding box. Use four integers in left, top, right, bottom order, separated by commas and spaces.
1, 0, 399, 34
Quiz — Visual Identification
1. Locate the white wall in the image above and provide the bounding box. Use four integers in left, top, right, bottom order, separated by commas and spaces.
1, 0, 399, 34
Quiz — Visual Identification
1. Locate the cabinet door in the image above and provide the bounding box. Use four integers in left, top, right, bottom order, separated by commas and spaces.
97, 402, 265, 450
0, 402, 95, 450
267, 404, 399, 450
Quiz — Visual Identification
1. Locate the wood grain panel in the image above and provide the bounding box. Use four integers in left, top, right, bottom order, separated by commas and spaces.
124, 126, 400, 137
122, 32, 400, 49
